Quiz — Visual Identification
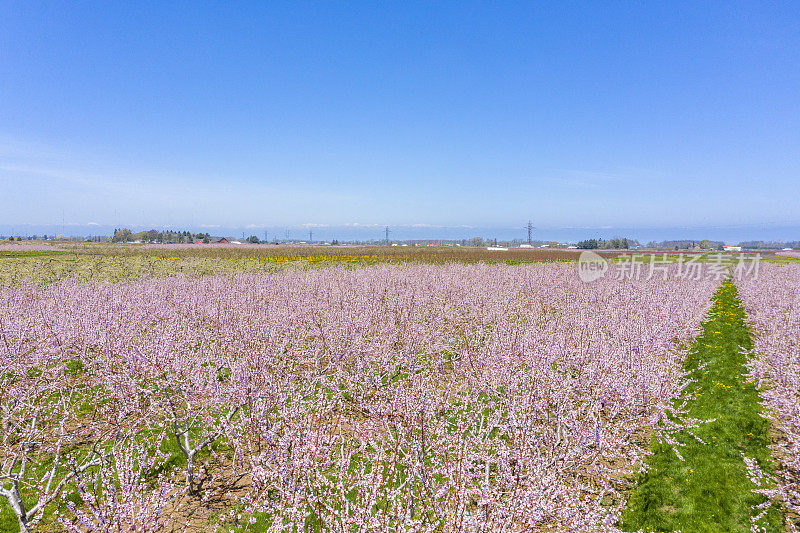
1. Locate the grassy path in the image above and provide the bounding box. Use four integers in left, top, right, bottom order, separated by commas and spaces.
620, 279, 782, 532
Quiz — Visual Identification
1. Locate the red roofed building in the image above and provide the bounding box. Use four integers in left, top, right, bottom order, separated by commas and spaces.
217, 238, 229, 244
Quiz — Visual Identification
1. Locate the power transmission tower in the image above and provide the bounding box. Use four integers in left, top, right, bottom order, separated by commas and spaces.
309, 229, 313, 243
385, 226, 390, 245
263, 230, 268, 243
527, 220, 534, 245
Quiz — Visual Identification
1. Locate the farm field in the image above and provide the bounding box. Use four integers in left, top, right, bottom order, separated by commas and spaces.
0, 243, 593, 284
738, 264, 800, 526
0, 241, 596, 262
0, 254, 798, 531
0, 241, 786, 285
5, 1, 799, 531
622, 280, 782, 531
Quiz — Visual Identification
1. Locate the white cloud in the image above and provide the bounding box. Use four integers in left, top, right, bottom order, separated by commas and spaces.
342, 222, 382, 228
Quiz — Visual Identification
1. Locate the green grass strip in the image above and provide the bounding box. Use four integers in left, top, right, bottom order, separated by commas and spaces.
0, 250, 71, 258
620, 279, 782, 532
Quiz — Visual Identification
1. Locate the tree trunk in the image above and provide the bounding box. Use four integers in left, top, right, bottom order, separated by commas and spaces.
18, 517, 32, 533
186, 450, 196, 493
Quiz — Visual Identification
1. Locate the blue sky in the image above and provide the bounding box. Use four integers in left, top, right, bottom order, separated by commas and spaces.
1, 1, 799, 241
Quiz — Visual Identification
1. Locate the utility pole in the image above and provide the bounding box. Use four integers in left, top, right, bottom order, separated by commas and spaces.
527, 220, 533, 245
385, 226, 390, 245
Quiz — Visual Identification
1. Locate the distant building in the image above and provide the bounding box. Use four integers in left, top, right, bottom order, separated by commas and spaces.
723, 246, 742, 252
217, 238, 229, 244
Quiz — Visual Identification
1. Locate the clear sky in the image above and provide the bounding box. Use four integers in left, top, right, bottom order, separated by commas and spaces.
1, 1, 799, 241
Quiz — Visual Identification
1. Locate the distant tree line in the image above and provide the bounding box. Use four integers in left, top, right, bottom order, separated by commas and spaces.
460, 237, 564, 248
738, 241, 800, 250
4, 235, 56, 241
3, 235, 107, 242
576, 238, 638, 250
644, 240, 724, 251
112, 229, 212, 244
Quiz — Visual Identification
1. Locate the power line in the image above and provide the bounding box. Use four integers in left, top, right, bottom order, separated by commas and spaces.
527, 220, 534, 245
